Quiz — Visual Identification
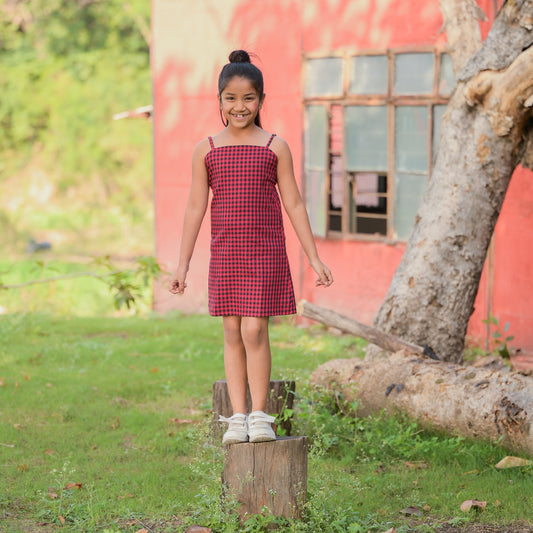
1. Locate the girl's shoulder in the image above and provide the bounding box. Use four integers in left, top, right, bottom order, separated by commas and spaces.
268, 134, 291, 159
193, 137, 213, 159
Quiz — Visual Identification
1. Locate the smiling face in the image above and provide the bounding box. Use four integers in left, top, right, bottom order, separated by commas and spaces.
219, 76, 264, 130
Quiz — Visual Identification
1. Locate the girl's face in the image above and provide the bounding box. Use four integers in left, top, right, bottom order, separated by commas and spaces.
219, 76, 264, 130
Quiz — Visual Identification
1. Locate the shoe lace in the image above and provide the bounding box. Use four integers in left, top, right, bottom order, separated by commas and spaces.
248, 412, 276, 426
218, 414, 246, 425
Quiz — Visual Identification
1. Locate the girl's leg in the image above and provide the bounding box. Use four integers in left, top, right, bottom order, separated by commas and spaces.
240, 316, 271, 412
222, 315, 247, 414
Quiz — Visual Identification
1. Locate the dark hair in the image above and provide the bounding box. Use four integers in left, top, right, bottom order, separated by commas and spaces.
218, 50, 264, 127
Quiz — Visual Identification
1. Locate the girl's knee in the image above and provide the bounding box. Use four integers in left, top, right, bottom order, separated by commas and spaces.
223, 316, 243, 346
241, 317, 269, 347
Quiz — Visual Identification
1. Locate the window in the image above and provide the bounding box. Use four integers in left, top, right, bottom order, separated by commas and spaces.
303, 50, 455, 241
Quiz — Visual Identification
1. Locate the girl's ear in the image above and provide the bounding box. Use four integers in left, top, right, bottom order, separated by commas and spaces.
260, 93, 266, 109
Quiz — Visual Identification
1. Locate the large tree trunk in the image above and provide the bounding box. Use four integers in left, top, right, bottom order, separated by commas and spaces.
371, 0, 533, 363
310, 353, 533, 456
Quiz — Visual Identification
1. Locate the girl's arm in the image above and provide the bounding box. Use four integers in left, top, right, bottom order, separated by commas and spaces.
169, 139, 210, 294
274, 137, 333, 287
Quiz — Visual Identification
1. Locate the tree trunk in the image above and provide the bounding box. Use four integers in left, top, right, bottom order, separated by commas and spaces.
310, 352, 533, 456
438, 0, 483, 76
371, 0, 533, 362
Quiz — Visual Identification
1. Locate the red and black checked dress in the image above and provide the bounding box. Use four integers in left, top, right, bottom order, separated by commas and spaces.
205, 134, 296, 317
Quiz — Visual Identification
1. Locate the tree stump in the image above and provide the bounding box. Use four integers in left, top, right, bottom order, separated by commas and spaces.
212, 380, 295, 438
222, 436, 308, 521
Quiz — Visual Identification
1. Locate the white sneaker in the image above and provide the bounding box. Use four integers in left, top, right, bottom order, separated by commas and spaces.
248, 411, 276, 443
219, 413, 248, 445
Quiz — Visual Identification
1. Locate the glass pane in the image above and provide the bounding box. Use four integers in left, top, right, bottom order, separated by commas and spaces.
438, 53, 455, 95
394, 173, 427, 240
306, 170, 327, 238
304, 57, 344, 97
432, 104, 447, 163
395, 106, 429, 173
349, 55, 388, 94
305, 105, 328, 169
344, 106, 387, 172
394, 53, 434, 94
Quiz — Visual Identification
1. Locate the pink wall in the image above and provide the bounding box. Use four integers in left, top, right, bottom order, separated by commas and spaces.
151, 0, 533, 355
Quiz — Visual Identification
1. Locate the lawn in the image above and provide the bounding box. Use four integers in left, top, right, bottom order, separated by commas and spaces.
1, 305, 532, 531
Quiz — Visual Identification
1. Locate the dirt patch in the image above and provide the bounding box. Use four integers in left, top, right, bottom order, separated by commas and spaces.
435, 524, 533, 533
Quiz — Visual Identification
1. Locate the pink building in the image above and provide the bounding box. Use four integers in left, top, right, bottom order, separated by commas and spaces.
151, 0, 533, 356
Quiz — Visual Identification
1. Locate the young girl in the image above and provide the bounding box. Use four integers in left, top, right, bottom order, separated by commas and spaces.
169, 50, 333, 445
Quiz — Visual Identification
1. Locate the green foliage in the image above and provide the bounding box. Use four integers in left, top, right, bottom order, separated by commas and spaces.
0, 257, 163, 315
481, 313, 514, 359
0, 0, 153, 257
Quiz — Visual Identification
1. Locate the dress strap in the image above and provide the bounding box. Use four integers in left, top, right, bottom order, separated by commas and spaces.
208, 136, 215, 149
266, 133, 276, 148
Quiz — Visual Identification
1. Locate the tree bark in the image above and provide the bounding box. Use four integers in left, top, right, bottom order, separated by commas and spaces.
222, 437, 308, 521
310, 353, 533, 456
371, 0, 533, 363
438, 0, 483, 76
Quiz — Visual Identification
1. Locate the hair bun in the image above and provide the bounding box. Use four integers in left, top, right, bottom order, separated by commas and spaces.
228, 50, 251, 63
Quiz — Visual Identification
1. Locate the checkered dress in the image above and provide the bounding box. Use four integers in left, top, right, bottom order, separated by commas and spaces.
205, 134, 296, 317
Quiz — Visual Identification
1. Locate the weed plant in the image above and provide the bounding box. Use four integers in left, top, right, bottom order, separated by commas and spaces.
0, 312, 532, 532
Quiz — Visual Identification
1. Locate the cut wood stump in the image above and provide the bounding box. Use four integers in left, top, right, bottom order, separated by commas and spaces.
222, 436, 308, 521
212, 380, 295, 438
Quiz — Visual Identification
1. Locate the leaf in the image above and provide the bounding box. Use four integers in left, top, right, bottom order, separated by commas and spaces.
48, 492, 59, 500
460, 499, 486, 512
495, 456, 532, 469
64, 482, 82, 490
400, 506, 423, 516
170, 418, 194, 424
380, 529, 396, 533
405, 460, 428, 469
58, 516, 65, 525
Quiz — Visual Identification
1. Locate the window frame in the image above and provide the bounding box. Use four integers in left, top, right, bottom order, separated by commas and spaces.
302, 46, 453, 243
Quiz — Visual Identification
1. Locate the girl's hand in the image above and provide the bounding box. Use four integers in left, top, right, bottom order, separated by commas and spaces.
311, 259, 333, 288
168, 268, 188, 295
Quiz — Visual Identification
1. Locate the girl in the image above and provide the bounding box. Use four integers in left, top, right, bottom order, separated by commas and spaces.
169, 50, 333, 445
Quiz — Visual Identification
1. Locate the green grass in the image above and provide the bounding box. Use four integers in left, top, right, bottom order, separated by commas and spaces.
1, 311, 532, 532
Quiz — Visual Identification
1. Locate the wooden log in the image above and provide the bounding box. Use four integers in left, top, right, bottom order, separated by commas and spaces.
297, 300, 436, 359
222, 436, 308, 521
310, 352, 533, 456
212, 380, 295, 437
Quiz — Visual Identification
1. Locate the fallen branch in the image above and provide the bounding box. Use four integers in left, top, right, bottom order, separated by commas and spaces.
0, 271, 117, 290
297, 300, 437, 359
